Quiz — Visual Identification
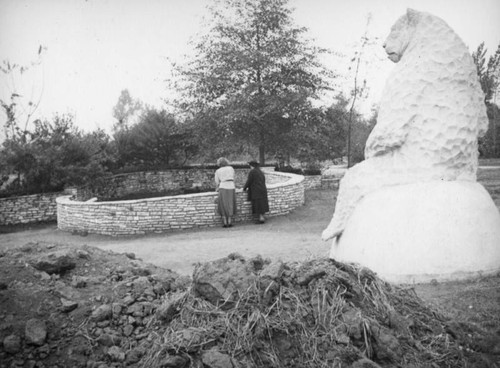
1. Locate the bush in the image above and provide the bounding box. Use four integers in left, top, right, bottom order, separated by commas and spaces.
275, 165, 303, 175
275, 165, 322, 176
302, 168, 321, 176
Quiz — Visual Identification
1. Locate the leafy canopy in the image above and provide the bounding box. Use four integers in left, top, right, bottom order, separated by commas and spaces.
175, 0, 335, 164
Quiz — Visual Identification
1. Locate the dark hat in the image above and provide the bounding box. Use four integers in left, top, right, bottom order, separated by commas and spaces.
248, 160, 259, 167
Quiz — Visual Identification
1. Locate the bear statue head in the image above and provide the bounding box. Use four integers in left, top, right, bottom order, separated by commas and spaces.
383, 8, 421, 63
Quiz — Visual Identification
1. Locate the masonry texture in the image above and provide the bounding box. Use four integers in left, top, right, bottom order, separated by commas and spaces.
0, 192, 61, 225
57, 171, 305, 236
77, 168, 287, 201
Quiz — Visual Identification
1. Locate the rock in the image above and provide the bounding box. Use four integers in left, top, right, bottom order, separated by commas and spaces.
341, 308, 363, 341
71, 276, 88, 288
335, 332, 350, 345
127, 302, 155, 317
3, 334, 21, 354
111, 303, 123, 317
25, 318, 47, 346
123, 324, 134, 337
39, 271, 51, 281
124, 252, 136, 260
107, 346, 125, 362
36, 343, 50, 358
53, 281, 80, 300
20, 242, 36, 252
113, 282, 131, 298
60, 298, 78, 313
297, 268, 327, 286
160, 355, 189, 368
91, 304, 113, 321
76, 249, 91, 259
122, 295, 136, 305
156, 292, 186, 323
171, 328, 204, 352
201, 349, 234, 368
260, 260, 284, 280
170, 275, 191, 292
132, 276, 151, 288
372, 326, 402, 361
128, 316, 137, 325
192, 254, 258, 306
131, 267, 151, 276
97, 320, 110, 328
152, 278, 172, 295
97, 334, 121, 347
130, 276, 154, 297
125, 348, 145, 364
29, 250, 76, 275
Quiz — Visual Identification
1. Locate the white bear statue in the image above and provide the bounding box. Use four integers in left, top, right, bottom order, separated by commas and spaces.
323, 9, 500, 283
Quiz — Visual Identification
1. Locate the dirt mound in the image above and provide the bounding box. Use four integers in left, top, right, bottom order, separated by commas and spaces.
0, 244, 498, 367
0, 242, 189, 368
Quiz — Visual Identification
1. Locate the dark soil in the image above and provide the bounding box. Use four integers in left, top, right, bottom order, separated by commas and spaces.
0, 243, 499, 368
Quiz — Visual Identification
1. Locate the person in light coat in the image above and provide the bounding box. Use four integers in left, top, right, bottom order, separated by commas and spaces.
214, 157, 237, 227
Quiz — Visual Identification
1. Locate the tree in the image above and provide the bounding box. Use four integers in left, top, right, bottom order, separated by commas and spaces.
112, 89, 143, 132
0, 47, 45, 143
0, 114, 115, 196
473, 43, 500, 104
174, 0, 334, 164
473, 43, 500, 157
343, 14, 382, 167
114, 108, 198, 169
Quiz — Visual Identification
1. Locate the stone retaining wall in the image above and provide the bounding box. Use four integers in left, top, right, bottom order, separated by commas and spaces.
77, 168, 286, 201
302, 175, 322, 190
0, 192, 62, 225
321, 177, 340, 190
57, 172, 305, 236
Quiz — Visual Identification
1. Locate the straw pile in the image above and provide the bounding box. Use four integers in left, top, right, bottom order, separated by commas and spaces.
141, 254, 493, 368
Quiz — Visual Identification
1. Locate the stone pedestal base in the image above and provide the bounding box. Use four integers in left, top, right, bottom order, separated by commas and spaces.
330, 181, 500, 284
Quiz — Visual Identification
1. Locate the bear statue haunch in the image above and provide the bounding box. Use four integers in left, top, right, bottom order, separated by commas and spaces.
323, 9, 500, 283
322, 8, 488, 242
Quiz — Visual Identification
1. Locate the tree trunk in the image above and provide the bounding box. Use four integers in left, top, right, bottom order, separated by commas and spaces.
259, 144, 265, 166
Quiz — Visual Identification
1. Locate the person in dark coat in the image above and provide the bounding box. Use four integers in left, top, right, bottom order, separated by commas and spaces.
243, 160, 269, 224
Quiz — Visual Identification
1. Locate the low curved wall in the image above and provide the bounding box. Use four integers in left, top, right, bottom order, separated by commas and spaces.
76, 168, 263, 201
57, 172, 305, 236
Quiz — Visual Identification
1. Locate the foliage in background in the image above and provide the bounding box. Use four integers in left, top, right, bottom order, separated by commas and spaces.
112, 89, 144, 132
0, 47, 45, 143
345, 14, 374, 168
473, 43, 500, 158
0, 115, 115, 197
113, 108, 199, 170
172, 0, 335, 165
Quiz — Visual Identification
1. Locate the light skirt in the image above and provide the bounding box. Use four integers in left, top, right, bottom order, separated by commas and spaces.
217, 189, 237, 217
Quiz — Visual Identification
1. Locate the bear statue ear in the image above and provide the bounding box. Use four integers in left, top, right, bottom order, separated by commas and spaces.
406, 8, 420, 25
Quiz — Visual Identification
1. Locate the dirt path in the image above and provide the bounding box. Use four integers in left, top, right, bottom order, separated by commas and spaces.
0, 190, 334, 276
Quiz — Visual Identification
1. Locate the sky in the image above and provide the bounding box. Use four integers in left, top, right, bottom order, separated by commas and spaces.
1, 0, 499, 138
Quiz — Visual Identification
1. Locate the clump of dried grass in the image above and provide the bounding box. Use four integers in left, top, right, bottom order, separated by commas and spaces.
141, 258, 489, 368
